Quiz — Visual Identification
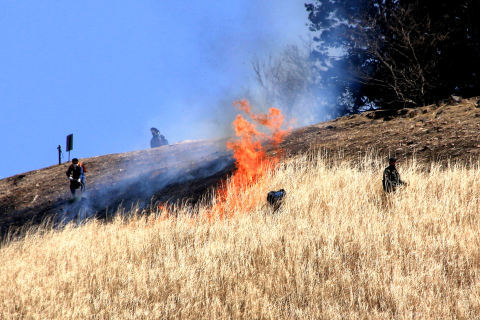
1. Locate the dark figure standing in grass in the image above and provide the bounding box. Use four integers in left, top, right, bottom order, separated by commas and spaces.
66, 158, 85, 197
382, 157, 406, 193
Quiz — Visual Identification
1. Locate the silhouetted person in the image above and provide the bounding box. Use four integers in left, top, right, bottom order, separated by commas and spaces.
382, 157, 406, 193
66, 158, 85, 196
150, 127, 168, 148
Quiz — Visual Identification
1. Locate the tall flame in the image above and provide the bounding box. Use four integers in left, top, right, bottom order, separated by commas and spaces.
157, 99, 290, 222
226, 99, 289, 181
209, 99, 290, 220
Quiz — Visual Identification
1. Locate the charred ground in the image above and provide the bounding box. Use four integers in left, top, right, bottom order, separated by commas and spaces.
0, 140, 234, 238
1, 97, 479, 238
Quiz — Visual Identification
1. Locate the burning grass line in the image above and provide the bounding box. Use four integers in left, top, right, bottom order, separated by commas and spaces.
157, 100, 291, 223
211, 100, 290, 220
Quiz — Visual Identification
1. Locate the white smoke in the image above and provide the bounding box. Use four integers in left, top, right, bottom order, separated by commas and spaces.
58, 140, 234, 225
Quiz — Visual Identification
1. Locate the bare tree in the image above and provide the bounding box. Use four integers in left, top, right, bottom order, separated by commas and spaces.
251, 43, 323, 121
307, 0, 480, 111
347, 5, 450, 108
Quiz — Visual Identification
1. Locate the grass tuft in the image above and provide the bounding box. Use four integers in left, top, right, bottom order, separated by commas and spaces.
1, 152, 480, 319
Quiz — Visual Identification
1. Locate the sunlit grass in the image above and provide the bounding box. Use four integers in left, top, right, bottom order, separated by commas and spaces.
1, 152, 480, 319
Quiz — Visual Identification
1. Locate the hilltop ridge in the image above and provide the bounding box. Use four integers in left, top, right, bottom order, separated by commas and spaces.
282, 97, 480, 164
1, 97, 479, 237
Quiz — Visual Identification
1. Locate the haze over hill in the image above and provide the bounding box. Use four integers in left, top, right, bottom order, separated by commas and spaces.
1, 126, 480, 319
2, 1, 480, 317
1, 97, 479, 238
0, 1, 311, 180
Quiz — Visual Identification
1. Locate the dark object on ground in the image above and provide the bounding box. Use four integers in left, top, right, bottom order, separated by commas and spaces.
150, 127, 169, 148
267, 189, 286, 211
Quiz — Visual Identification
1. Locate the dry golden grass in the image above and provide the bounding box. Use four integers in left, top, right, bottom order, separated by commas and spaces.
1, 153, 480, 319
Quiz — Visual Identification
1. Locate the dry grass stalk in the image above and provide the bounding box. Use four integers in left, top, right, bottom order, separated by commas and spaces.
1, 153, 479, 319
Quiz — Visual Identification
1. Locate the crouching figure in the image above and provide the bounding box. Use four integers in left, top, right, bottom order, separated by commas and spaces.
267, 189, 286, 212
150, 127, 168, 148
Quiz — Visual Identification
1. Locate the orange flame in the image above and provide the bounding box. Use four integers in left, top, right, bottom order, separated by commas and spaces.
157, 203, 171, 219
208, 99, 290, 220
154, 99, 290, 223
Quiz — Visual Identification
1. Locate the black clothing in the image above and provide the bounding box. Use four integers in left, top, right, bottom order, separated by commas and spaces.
69, 180, 82, 195
66, 165, 85, 196
150, 134, 168, 148
382, 165, 405, 192
267, 189, 286, 211
66, 165, 84, 180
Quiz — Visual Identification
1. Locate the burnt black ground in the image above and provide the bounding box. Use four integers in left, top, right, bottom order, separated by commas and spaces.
0, 139, 233, 240
1, 97, 480, 240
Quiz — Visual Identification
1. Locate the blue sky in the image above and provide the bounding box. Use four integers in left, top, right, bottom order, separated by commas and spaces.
0, 1, 310, 178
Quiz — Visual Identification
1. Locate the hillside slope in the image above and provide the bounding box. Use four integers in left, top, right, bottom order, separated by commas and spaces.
1, 97, 479, 236
282, 97, 480, 163
0, 140, 234, 237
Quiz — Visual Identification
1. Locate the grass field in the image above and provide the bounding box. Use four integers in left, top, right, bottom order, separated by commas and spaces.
1, 152, 480, 319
